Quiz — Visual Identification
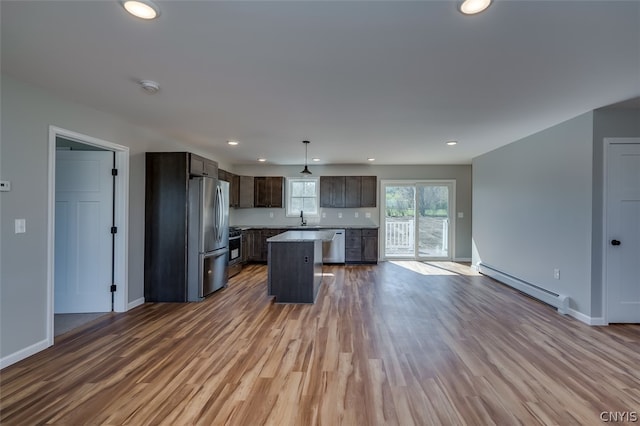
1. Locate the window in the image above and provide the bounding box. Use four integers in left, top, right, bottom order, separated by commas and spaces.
286, 177, 319, 217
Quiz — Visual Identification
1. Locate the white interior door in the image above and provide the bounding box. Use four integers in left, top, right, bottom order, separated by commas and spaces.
606, 139, 640, 323
55, 150, 113, 313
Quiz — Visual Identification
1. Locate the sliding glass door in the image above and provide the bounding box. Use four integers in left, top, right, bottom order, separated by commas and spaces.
382, 180, 454, 260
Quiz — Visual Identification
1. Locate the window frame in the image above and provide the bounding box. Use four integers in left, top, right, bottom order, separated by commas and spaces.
285, 177, 320, 217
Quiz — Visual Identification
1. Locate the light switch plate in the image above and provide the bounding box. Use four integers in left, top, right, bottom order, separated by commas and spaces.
365, 212, 371, 218
0, 181, 10, 192
15, 218, 26, 234
457, 212, 464, 218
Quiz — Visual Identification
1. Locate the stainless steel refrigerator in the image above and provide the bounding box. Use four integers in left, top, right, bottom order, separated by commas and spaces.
187, 177, 229, 301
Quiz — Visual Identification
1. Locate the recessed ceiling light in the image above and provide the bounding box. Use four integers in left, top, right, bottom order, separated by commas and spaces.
459, 0, 492, 15
446, 141, 458, 146
257, 158, 267, 162
312, 158, 321, 162
227, 140, 239, 146
367, 158, 375, 162
121, 0, 160, 20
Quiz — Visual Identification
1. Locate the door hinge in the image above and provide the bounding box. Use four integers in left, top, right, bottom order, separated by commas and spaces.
111, 226, 118, 234
110, 284, 117, 292
112, 168, 118, 176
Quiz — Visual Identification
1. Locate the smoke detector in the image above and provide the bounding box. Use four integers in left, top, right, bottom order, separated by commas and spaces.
139, 80, 160, 94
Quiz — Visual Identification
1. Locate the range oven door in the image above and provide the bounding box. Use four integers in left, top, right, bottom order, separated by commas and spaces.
228, 235, 242, 278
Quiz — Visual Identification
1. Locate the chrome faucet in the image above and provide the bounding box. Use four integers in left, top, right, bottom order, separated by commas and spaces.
300, 210, 307, 226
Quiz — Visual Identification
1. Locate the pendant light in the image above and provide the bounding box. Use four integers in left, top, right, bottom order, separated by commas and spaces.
300, 140, 312, 175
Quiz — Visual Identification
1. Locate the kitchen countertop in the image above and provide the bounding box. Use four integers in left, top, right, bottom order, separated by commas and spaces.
266, 230, 336, 242
237, 225, 379, 230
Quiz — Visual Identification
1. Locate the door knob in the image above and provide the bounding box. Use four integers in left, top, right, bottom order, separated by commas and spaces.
611, 239, 621, 246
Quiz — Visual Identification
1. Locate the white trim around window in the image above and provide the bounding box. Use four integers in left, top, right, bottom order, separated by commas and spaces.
285, 177, 319, 217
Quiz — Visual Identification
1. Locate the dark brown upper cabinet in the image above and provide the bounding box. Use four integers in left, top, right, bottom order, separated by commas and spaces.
320, 176, 346, 208
218, 169, 240, 208
254, 176, 284, 208
238, 176, 255, 208
360, 176, 377, 207
322, 176, 376, 208
189, 154, 218, 177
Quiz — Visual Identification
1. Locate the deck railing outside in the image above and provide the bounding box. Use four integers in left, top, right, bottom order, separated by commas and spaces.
385, 217, 449, 257
385, 218, 415, 256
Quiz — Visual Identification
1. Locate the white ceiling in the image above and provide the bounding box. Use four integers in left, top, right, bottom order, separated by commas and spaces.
2, 0, 639, 166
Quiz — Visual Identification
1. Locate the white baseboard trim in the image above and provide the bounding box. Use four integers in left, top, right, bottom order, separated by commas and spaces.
127, 297, 145, 310
478, 263, 569, 315
568, 309, 606, 325
0, 338, 51, 369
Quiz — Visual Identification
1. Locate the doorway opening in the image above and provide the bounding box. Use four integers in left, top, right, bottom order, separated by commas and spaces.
381, 180, 455, 260
47, 127, 129, 344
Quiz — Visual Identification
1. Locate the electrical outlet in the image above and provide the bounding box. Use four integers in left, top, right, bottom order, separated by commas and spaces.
457, 212, 464, 219
322, 212, 326, 218
554, 268, 560, 280
338, 212, 342, 218
354, 212, 359, 218
0, 181, 10, 192
365, 212, 371, 218
269, 211, 274, 218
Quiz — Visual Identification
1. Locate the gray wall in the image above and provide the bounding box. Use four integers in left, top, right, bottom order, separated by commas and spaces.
232, 163, 472, 260
0, 75, 220, 360
472, 112, 595, 315
472, 108, 640, 319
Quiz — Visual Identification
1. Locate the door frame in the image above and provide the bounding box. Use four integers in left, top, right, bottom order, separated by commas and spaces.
602, 137, 639, 324
380, 179, 456, 261
47, 126, 130, 345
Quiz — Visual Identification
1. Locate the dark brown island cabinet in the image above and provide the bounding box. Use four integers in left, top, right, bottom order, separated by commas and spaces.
144, 152, 219, 302
267, 231, 334, 303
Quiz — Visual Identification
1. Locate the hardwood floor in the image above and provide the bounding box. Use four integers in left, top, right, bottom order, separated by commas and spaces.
1, 262, 638, 425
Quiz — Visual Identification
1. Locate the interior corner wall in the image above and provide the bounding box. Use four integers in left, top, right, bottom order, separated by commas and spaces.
590, 108, 640, 318
472, 112, 594, 316
0, 75, 217, 364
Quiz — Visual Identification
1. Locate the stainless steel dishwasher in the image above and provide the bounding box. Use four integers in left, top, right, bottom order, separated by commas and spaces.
322, 229, 345, 263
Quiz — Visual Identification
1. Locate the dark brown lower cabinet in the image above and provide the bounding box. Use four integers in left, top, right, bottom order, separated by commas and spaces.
345, 229, 363, 262
362, 229, 379, 263
345, 228, 378, 264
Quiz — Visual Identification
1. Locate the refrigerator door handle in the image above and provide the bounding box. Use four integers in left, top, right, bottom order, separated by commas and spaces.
216, 185, 225, 242
219, 186, 225, 240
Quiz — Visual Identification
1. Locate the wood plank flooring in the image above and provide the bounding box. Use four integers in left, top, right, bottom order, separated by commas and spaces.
1, 261, 639, 425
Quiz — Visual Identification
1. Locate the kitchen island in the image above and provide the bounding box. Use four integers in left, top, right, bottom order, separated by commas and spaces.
267, 230, 335, 303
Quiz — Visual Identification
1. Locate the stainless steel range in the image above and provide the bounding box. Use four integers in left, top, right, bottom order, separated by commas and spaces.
228, 227, 243, 277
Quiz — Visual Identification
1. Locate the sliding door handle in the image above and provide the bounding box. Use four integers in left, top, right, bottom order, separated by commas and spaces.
611, 239, 621, 246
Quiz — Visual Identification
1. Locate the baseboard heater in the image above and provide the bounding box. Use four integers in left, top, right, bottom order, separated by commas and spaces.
478, 263, 569, 315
